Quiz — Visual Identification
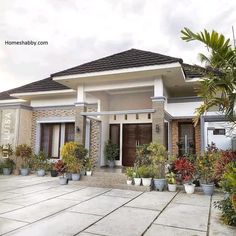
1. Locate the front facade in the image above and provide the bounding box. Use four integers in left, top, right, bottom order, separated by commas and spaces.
0, 49, 234, 166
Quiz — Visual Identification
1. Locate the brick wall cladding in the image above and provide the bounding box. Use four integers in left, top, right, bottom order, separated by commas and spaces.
31, 108, 76, 152
171, 119, 201, 156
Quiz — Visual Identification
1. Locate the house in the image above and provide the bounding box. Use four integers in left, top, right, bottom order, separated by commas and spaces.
0, 49, 233, 166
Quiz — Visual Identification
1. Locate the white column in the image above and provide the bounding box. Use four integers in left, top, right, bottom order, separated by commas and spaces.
98, 93, 109, 166
77, 84, 86, 104
154, 77, 164, 98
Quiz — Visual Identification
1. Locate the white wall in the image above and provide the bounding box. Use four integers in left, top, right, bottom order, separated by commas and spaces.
109, 92, 152, 111
166, 101, 202, 117
31, 97, 76, 107
204, 121, 235, 150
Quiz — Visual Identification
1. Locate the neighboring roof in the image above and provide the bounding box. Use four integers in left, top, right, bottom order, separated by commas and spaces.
182, 63, 205, 78
51, 48, 183, 77
0, 77, 70, 100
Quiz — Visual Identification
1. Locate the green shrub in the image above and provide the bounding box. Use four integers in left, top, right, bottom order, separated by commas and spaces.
32, 151, 49, 170
2, 158, 15, 169
215, 161, 236, 226
125, 167, 134, 179
104, 140, 119, 161
138, 165, 154, 178
135, 144, 152, 167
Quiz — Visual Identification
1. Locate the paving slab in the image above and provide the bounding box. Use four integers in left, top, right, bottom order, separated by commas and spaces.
173, 192, 211, 207
1, 198, 78, 223
144, 224, 206, 236
85, 206, 159, 236
0, 192, 22, 201
154, 202, 209, 232
69, 195, 130, 216
0, 202, 23, 214
3, 186, 85, 206
58, 187, 110, 202
0, 217, 28, 235
125, 191, 176, 211
4, 211, 101, 236
209, 194, 236, 236
78, 233, 101, 236
104, 189, 141, 198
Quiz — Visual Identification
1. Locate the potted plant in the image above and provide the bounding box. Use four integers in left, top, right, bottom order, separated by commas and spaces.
125, 167, 134, 185
104, 140, 119, 168
49, 162, 58, 177
196, 151, 218, 196
15, 144, 32, 176
175, 158, 196, 194
85, 156, 95, 176
166, 172, 177, 192
138, 165, 153, 186
2, 158, 15, 175
133, 167, 141, 185
148, 143, 167, 191
0, 144, 14, 158
32, 151, 48, 177
54, 160, 68, 185
61, 142, 88, 179
67, 157, 82, 181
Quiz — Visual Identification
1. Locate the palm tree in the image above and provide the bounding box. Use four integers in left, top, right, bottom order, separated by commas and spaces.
181, 28, 236, 125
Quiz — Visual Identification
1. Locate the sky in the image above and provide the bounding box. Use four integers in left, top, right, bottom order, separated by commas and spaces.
0, 0, 235, 92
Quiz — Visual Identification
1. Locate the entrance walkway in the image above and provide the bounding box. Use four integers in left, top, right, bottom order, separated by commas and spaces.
0, 175, 235, 236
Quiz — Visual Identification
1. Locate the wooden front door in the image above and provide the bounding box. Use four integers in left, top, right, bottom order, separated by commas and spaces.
122, 124, 152, 166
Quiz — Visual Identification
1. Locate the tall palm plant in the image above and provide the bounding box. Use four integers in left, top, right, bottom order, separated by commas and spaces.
181, 28, 236, 125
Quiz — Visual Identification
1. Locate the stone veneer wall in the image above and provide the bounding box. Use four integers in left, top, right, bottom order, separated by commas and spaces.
87, 105, 101, 164
171, 119, 201, 156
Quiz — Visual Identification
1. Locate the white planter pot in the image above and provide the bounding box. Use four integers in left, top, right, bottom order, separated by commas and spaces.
142, 178, 152, 186
168, 184, 177, 192
86, 171, 92, 176
134, 178, 141, 186
184, 184, 195, 194
127, 179, 132, 185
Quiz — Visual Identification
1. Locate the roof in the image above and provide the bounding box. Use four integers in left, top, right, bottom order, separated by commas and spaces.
51, 48, 183, 77
0, 77, 70, 100
0, 48, 206, 101
182, 64, 205, 78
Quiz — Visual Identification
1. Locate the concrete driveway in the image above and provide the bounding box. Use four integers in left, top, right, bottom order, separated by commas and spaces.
0, 175, 235, 236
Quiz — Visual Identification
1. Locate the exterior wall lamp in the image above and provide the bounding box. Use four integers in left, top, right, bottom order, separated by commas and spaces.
155, 124, 160, 133
76, 126, 80, 132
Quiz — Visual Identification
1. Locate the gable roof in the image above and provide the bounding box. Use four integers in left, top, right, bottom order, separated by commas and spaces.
51, 48, 183, 77
0, 77, 70, 100
182, 63, 205, 78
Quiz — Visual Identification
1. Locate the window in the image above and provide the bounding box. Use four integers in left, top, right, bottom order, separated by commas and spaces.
110, 124, 120, 160
40, 123, 61, 158
65, 123, 75, 143
213, 129, 225, 135
40, 122, 75, 158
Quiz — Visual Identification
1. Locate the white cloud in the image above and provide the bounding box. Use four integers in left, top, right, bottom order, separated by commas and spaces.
0, 0, 235, 91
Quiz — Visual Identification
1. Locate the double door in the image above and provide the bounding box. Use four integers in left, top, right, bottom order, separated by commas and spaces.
122, 124, 152, 166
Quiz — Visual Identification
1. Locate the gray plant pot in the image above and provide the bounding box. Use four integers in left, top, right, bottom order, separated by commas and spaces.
37, 169, 45, 177
21, 168, 29, 176
201, 183, 215, 196
72, 173, 81, 181
108, 160, 115, 168
153, 178, 166, 191
3, 168, 11, 175
59, 177, 68, 185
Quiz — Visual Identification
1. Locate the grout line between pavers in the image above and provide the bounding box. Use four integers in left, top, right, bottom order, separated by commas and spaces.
123, 205, 162, 212
75, 190, 146, 236
141, 190, 179, 236
206, 195, 213, 236
1, 188, 112, 236
153, 223, 207, 233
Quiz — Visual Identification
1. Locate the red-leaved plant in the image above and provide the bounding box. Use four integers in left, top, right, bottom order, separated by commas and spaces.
214, 150, 236, 182
54, 160, 67, 178
174, 158, 195, 184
